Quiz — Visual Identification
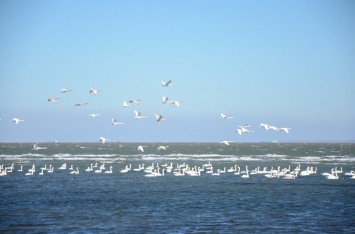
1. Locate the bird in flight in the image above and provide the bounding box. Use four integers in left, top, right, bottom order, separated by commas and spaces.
60, 88, 73, 93
161, 80, 173, 87
137, 145, 147, 152
99, 137, 109, 144
236, 125, 254, 135
75, 102, 88, 106
220, 113, 234, 119
122, 101, 132, 108
89, 88, 100, 95
278, 127, 291, 134
12, 118, 24, 124
129, 99, 141, 105
134, 110, 147, 119
220, 141, 233, 146
47, 97, 60, 103
155, 114, 166, 122
88, 114, 100, 118
111, 118, 124, 125
157, 145, 168, 150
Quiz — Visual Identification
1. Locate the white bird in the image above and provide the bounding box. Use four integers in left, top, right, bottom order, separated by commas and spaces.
134, 110, 147, 119
157, 145, 168, 150
137, 145, 147, 152
60, 88, 73, 93
89, 114, 100, 118
75, 102, 88, 106
105, 166, 113, 174
162, 96, 169, 103
99, 137, 109, 144
220, 113, 234, 119
220, 141, 233, 146
259, 123, 271, 130
12, 118, 24, 124
161, 80, 172, 87
129, 99, 141, 105
171, 101, 180, 107
70, 167, 79, 174
47, 97, 60, 103
89, 88, 100, 95
236, 125, 254, 135
111, 118, 123, 125
278, 127, 291, 133
122, 101, 132, 107
32, 144, 47, 150
155, 114, 166, 122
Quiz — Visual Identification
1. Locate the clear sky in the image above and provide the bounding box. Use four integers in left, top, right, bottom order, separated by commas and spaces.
0, 0, 354, 143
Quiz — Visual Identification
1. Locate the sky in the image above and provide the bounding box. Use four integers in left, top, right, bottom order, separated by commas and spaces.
0, 0, 354, 143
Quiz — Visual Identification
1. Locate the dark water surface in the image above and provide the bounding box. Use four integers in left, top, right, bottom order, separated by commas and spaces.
1, 143, 354, 233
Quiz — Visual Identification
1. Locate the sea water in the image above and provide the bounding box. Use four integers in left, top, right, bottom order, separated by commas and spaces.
0, 142, 354, 233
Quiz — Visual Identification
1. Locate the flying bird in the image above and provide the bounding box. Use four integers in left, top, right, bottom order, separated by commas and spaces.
278, 127, 291, 133
47, 97, 60, 103
162, 96, 169, 103
134, 110, 147, 119
60, 88, 73, 93
99, 137, 109, 144
111, 118, 124, 125
12, 118, 24, 124
220, 141, 233, 146
75, 102, 88, 106
236, 125, 254, 135
89, 88, 100, 95
122, 101, 132, 107
161, 80, 172, 87
129, 99, 141, 105
157, 145, 168, 150
171, 101, 180, 107
89, 114, 100, 118
155, 114, 166, 122
32, 144, 47, 150
137, 145, 147, 152
220, 113, 234, 119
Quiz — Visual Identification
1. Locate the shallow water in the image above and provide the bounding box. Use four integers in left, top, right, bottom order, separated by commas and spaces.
1, 142, 354, 233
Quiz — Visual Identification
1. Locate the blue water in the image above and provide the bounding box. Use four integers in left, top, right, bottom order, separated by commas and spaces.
1, 142, 355, 233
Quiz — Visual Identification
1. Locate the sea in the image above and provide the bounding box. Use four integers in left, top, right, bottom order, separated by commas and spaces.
0, 142, 354, 233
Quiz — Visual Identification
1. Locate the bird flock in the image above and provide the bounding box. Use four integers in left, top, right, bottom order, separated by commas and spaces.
1, 161, 354, 180
3, 79, 291, 143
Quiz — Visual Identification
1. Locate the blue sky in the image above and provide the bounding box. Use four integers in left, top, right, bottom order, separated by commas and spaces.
0, 0, 354, 142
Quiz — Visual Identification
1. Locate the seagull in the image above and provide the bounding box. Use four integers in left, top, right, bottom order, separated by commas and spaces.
155, 114, 166, 122
220, 113, 234, 119
157, 145, 168, 150
134, 110, 147, 119
89, 114, 100, 118
137, 145, 147, 152
89, 88, 100, 95
47, 97, 60, 103
111, 118, 124, 125
60, 88, 73, 93
99, 137, 109, 144
278, 127, 291, 133
12, 118, 24, 124
161, 80, 172, 87
220, 141, 233, 146
236, 125, 254, 135
122, 101, 132, 107
75, 102, 88, 106
32, 144, 47, 150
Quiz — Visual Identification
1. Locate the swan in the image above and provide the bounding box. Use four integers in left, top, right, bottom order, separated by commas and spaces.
105, 166, 113, 174
162, 96, 169, 103
120, 164, 131, 173
173, 170, 185, 176
94, 168, 103, 173
68, 165, 74, 171
99, 137, 109, 144
137, 145, 147, 152
74, 102, 88, 106
60, 88, 73, 93
278, 127, 291, 133
227, 165, 238, 173
220, 113, 234, 119
12, 118, 24, 124
326, 171, 339, 180
89, 88, 100, 95
134, 110, 147, 119
18, 165, 23, 172
157, 146, 168, 150
32, 144, 47, 150
70, 167, 79, 174
39, 168, 44, 175
48, 165, 54, 173
220, 141, 233, 146
129, 99, 141, 104
235, 125, 254, 135
122, 101, 131, 107
47, 97, 60, 103
133, 164, 145, 171
155, 114, 166, 122
25, 170, 34, 176
161, 80, 172, 87
85, 163, 93, 172
334, 167, 343, 174
344, 170, 355, 176
89, 114, 100, 118
241, 170, 249, 178
211, 169, 220, 176
111, 118, 124, 125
